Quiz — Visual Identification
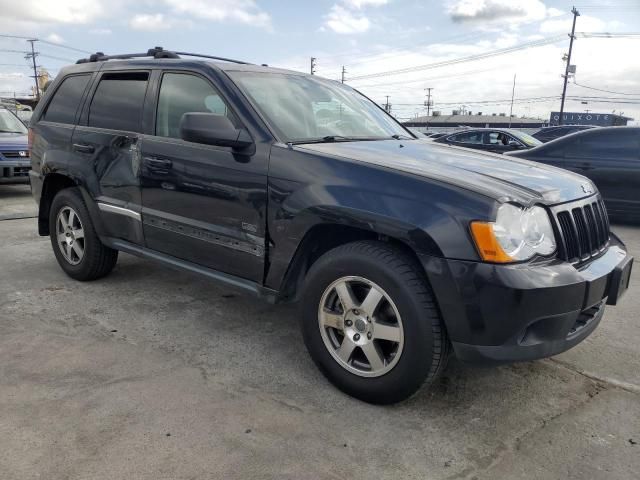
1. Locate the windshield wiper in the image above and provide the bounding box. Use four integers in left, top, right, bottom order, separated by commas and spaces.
0, 129, 25, 134
391, 134, 413, 140
289, 135, 386, 145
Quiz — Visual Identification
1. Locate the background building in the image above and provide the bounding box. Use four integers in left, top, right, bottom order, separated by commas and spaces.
403, 111, 547, 134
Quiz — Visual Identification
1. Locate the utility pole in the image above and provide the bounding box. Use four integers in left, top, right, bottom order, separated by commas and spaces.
26, 39, 40, 100
559, 6, 579, 125
310, 57, 316, 75
424, 87, 433, 117
508, 73, 516, 128
341, 66, 346, 84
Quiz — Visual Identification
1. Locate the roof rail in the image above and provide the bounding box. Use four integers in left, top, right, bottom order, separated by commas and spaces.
76, 46, 251, 65
172, 51, 252, 65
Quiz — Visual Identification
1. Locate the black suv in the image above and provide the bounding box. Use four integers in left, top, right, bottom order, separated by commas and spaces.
28, 48, 633, 404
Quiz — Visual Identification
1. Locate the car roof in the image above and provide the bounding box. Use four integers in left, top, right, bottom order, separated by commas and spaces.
539, 125, 595, 130
539, 126, 640, 145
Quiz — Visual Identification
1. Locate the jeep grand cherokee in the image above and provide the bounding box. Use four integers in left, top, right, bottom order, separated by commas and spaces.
28, 48, 633, 404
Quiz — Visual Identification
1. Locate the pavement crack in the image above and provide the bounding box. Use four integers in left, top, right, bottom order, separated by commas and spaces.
546, 358, 640, 395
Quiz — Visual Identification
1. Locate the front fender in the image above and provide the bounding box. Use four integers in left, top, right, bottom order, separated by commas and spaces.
265, 146, 496, 291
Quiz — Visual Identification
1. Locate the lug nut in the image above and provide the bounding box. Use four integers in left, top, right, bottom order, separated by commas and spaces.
345, 319, 353, 327
353, 309, 359, 315
353, 333, 360, 341
367, 332, 372, 340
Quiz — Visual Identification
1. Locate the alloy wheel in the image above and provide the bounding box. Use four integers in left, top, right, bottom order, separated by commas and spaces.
56, 206, 85, 266
318, 276, 404, 377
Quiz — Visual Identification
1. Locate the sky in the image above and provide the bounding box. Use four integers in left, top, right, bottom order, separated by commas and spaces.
1, 0, 639, 122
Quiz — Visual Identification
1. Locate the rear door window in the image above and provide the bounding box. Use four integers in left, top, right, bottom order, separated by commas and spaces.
88, 72, 149, 132
42, 74, 91, 124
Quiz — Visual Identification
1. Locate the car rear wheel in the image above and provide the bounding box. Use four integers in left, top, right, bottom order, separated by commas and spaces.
49, 188, 118, 281
300, 240, 450, 404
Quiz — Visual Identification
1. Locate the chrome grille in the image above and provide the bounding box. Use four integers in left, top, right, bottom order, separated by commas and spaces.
1, 150, 29, 158
554, 197, 609, 263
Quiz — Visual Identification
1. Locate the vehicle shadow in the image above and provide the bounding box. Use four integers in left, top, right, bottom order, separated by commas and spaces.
105, 254, 595, 415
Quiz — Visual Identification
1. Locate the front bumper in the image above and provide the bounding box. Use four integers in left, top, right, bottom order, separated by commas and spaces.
421, 234, 633, 364
0, 160, 30, 183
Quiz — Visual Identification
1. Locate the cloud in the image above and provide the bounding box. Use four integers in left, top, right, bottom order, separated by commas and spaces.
323, 0, 388, 35
0, 0, 104, 24
343, 0, 388, 8
0, 0, 271, 32
540, 15, 624, 34
325, 4, 371, 34
89, 28, 112, 35
447, 0, 549, 24
45, 33, 65, 44
129, 13, 173, 31
163, 0, 271, 29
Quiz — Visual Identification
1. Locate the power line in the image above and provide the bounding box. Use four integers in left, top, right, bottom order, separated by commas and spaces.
573, 82, 640, 96
36, 39, 92, 54
577, 32, 640, 38
346, 35, 566, 81
39, 53, 76, 62
350, 67, 499, 89
0, 34, 92, 54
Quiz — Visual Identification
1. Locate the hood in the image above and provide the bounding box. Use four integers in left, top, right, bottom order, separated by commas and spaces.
296, 140, 594, 205
0, 132, 28, 149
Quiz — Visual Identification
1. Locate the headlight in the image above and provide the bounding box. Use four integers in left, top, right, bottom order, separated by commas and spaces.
470, 204, 556, 263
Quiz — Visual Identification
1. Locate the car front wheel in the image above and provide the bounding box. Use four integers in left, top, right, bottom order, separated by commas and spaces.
300, 240, 449, 404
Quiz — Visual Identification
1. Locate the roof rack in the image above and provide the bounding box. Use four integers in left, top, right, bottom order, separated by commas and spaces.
76, 46, 252, 65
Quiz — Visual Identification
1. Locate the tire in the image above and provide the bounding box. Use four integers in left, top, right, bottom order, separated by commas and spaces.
49, 187, 118, 281
300, 240, 450, 404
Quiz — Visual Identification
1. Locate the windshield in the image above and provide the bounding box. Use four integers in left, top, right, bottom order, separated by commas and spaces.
510, 130, 542, 147
0, 109, 27, 134
229, 72, 411, 143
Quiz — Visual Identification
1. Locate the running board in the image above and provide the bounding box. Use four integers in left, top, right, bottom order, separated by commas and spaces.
102, 237, 278, 303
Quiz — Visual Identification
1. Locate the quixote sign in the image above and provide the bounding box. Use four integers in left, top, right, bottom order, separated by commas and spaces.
549, 111, 625, 126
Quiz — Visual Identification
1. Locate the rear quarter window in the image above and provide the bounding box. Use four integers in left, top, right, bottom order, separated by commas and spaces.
88, 72, 149, 132
42, 74, 91, 124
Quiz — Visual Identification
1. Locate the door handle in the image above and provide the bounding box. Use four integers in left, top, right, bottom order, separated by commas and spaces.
143, 156, 173, 173
73, 143, 95, 154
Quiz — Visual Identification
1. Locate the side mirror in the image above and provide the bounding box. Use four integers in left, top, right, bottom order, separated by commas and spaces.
508, 140, 521, 148
179, 112, 253, 150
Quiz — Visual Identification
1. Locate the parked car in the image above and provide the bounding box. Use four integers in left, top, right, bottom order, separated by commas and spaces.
506, 127, 640, 222
28, 48, 632, 404
433, 128, 542, 153
406, 128, 429, 138
0, 108, 30, 184
532, 125, 596, 143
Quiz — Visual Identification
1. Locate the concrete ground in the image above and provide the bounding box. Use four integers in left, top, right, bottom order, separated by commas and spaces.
1, 183, 638, 480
